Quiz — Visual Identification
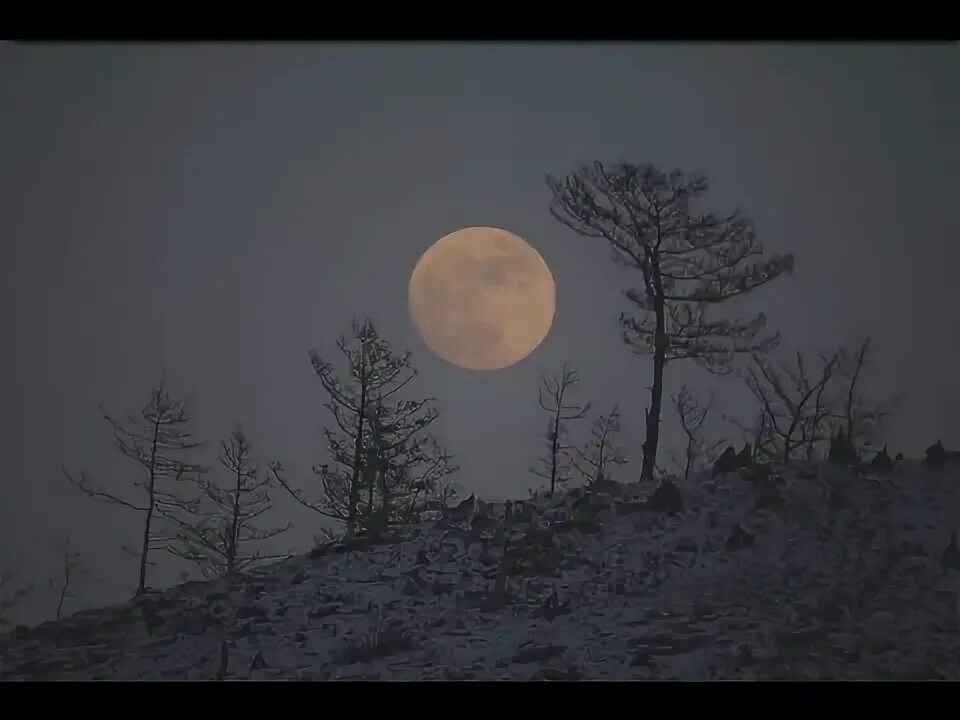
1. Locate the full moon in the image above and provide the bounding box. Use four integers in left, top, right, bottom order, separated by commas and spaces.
409, 227, 556, 371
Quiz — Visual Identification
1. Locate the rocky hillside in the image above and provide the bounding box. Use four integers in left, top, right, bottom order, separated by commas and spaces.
3, 460, 960, 681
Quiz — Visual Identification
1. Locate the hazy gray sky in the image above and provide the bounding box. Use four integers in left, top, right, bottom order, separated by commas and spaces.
1, 42, 957, 623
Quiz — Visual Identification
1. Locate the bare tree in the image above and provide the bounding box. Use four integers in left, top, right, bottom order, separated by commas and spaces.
726, 410, 777, 464
803, 362, 836, 460
530, 363, 590, 495
161, 427, 291, 579
547, 162, 792, 480
47, 537, 84, 621
741, 350, 841, 464
64, 379, 206, 596
271, 319, 446, 538
831, 337, 900, 458
570, 405, 627, 486
670, 386, 725, 479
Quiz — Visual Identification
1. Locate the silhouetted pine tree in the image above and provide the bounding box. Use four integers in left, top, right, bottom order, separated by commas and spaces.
64, 379, 206, 596
161, 427, 291, 579
530, 363, 590, 495
547, 162, 792, 480
47, 537, 84, 621
271, 318, 450, 538
570, 405, 627, 486
369, 433, 457, 531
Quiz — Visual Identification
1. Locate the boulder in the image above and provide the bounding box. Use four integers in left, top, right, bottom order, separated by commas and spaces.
712, 446, 738, 477
645, 480, 683, 515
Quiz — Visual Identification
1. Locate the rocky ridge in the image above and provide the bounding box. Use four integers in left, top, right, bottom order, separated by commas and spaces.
2, 460, 960, 680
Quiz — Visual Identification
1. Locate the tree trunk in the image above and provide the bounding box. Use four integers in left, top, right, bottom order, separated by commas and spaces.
346, 371, 367, 539
378, 464, 389, 532
642, 354, 665, 481
138, 499, 153, 596
549, 411, 561, 495
57, 586, 67, 621
138, 416, 162, 596
596, 433, 607, 485
366, 458, 375, 531
227, 464, 241, 576
641, 264, 667, 482
783, 417, 798, 465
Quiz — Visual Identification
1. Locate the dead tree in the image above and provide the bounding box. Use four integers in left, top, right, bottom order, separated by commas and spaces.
48, 537, 84, 621
161, 427, 291, 579
726, 410, 778, 464
64, 379, 206, 596
548, 162, 792, 480
831, 337, 899, 458
803, 360, 836, 460
271, 318, 445, 538
741, 350, 841, 464
530, 363, 590, 495
670, 386, 726, 479
570, 405, 627, 486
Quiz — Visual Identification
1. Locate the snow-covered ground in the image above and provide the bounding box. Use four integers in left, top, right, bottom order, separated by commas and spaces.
2, 460, 960, 680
